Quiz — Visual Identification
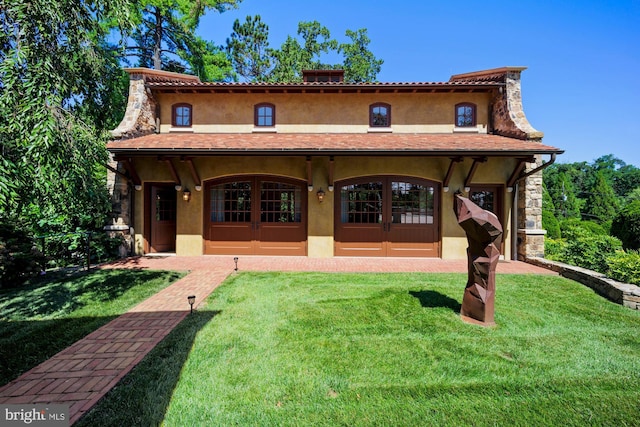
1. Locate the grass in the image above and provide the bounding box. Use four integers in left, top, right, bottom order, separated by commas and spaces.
0, 269, 185, 385
79, 271, 640, 426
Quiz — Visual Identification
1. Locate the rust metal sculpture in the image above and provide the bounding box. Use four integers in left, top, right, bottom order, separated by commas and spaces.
454, 194, 503, 326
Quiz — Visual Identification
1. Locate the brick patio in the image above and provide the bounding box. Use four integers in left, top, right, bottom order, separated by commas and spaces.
0, 256, 555, 424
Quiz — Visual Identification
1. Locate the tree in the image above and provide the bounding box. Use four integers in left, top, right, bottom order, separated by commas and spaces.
544, 167, 581, 219
542, 185, 561, 239
584, 171, 619, 223
339, 29, 383, 83
226, 15, 272, 81
614, 164, 640, 199
122, 0, 241, 78
187, 38, 236, 82
611, 200, 640, 250
0, 0, 133, 230
268, 36, 305, 82
268, 22, 383, 83
270, 21, 338, 82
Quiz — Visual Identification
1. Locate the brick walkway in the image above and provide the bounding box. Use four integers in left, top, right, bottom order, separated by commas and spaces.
0, 256, 554, 424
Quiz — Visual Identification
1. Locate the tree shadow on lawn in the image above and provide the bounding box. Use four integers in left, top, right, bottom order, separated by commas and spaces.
0, 270, 179, 319
409, 290, 462, 313
76, 309, 220, 427
0, 315, 119, 385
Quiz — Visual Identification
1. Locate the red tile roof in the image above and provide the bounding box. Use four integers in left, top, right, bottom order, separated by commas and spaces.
107, 133, 563, 157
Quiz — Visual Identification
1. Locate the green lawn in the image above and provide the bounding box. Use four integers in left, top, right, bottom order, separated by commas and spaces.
0, 269, 185, 385
80, 272, 640, 426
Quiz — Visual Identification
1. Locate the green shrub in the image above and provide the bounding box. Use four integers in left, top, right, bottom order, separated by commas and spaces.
544, 238, 567, 261
543, 210, 561, 239
611, 200, 640, 250
0, 220, 45, 288
559, 218, 607, 237
562, 233, 623, 274
606, 250, 640, 285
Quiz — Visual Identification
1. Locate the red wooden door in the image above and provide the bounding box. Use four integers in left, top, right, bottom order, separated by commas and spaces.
334, 177, 439, 257
150, 185, 176, 252
205, 177, 307, 255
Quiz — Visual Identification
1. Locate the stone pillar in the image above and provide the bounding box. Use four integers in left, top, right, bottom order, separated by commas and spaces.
105, 153, 133, 257
517, 156, 546, 260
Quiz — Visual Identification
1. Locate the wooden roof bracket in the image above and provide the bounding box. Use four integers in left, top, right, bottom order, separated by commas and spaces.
464, 156, 488, 192
181, 156, 202, 191
328, 156, 335, 192
516, 153, 557, 183
116, 157, 141, 189
506, 157, 534, 192
105, 163, 130, 182
307, 156, 313, 192
443, 156, 463, 192
159, 156, 181, 190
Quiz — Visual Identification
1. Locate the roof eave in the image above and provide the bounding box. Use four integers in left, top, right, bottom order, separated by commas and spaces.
107, 147, 564, 157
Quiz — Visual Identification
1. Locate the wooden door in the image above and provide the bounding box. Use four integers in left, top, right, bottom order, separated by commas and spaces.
386, 179, 439, 257
333, 180, 385, 256
150, 185, 176, 252
205, 177, 307, 255
334, 177, 440, 257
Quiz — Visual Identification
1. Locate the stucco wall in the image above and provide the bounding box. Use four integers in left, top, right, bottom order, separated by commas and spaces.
156, 92, 492, 134
129, 155, 516, 260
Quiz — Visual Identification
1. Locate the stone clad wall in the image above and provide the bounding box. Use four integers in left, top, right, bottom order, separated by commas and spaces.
517, 156, 546, 259
111, 73, 157, 139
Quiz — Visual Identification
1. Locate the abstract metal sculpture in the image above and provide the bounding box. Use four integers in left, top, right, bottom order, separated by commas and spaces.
454, 194, 503, 326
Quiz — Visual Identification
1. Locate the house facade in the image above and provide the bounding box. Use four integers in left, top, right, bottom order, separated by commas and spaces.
106, 66, 562, 260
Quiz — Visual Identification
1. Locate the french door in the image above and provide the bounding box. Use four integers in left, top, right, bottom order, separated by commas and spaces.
334, 176, 440, 257
204, 176, 307, 255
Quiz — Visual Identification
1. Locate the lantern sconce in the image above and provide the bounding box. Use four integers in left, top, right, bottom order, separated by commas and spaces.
316, 187, 325, 203
182, 189, 191, 202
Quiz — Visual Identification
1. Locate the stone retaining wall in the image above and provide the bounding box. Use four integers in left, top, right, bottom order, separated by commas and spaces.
526, 257, 640, 310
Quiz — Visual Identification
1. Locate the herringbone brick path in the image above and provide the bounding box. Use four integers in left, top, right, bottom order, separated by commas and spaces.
0, 256, 554, 424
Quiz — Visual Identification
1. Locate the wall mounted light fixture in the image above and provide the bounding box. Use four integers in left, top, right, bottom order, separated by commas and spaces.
182, 189, 191, 202
316, 187, 325, 202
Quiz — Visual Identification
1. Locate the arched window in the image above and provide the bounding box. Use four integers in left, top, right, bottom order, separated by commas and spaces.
255, 103, 275, 127
172, 103, 192, 127
455, 102, 476, 127
370, 103, 391, 127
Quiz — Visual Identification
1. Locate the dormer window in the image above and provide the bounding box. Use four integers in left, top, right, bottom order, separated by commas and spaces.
172, 103, 192, 127
455, 103, 476, 127
255, 103, 275, 127
370, 103, 391, 127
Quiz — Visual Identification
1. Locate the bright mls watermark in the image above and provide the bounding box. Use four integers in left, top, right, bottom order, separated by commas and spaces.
1, 405, 68, 426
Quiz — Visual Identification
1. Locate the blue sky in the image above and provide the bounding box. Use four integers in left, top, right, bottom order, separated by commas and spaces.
198, 0, 640, 167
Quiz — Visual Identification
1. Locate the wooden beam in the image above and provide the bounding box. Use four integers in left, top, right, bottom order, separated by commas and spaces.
159, 156, 180, 187
120, 158, 141, 186
104, 163, 130, 182
464, 157, 488, 189
182, 157, 201, 189
506, 157, 533, 189
443, 156, 463, 191
329, 156, 335, 190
